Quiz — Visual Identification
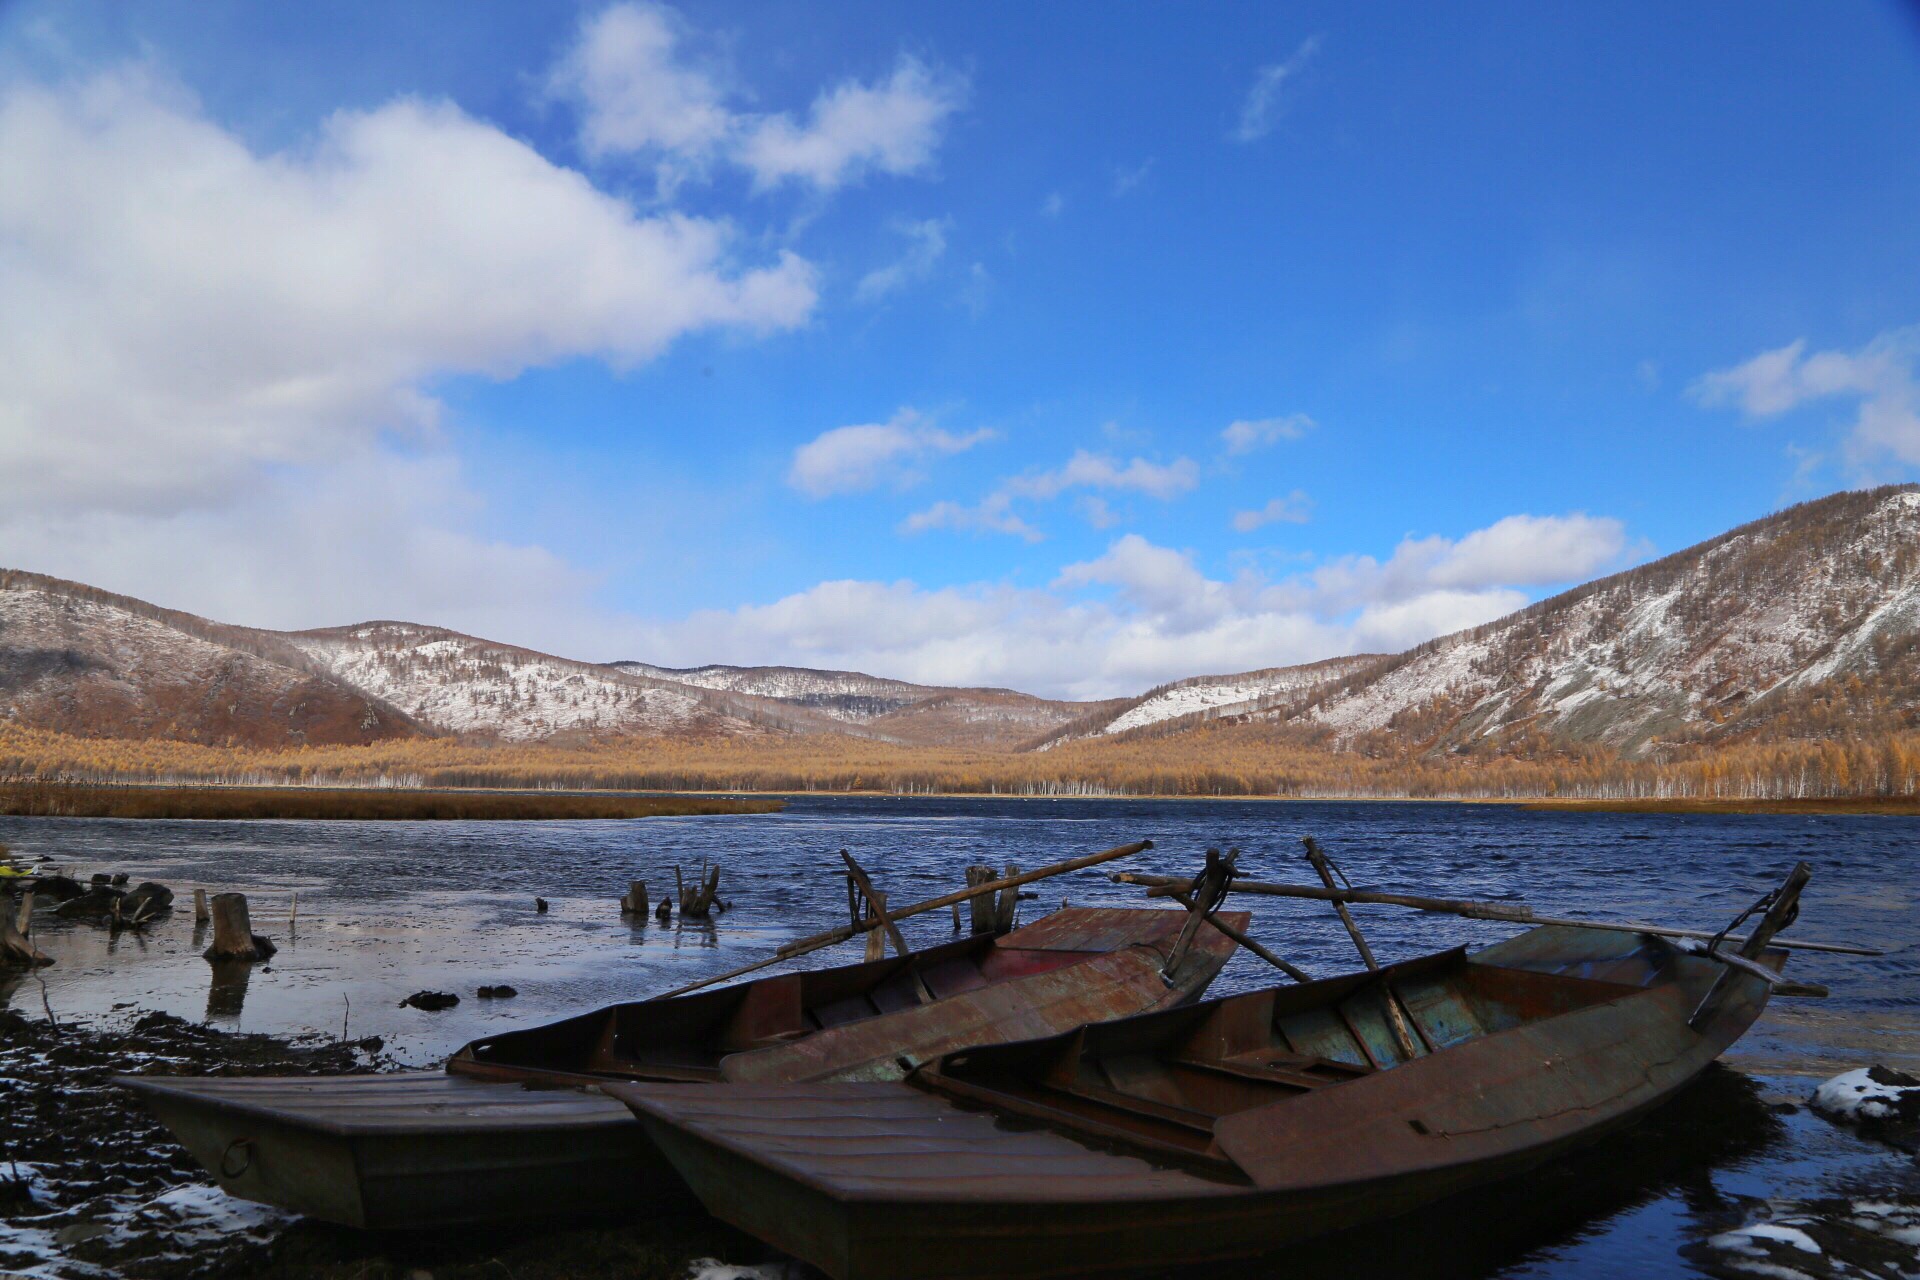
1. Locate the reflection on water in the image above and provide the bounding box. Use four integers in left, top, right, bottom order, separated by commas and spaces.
205, 958, 252, 1022
2, 795, 1916, 1277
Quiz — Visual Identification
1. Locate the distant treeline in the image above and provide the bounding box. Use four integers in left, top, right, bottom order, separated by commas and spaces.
0, 778, 783, 821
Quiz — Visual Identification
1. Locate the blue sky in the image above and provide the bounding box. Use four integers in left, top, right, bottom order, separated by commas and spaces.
2, 2, 1918, 698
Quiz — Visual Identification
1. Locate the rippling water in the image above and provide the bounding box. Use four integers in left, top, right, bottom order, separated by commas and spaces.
3, 796, 1916, 1277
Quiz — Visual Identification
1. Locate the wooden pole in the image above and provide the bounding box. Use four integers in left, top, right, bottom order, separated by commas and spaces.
841, 853, 935, 1001
1159, 885, 1310, 982
16, 887, 33, 935
651, 839, 1151, 1000
863, 892, 888, 962
193, 888, 210, 925
1301, 838, 1419, 1060
1110, 873, 1883, 956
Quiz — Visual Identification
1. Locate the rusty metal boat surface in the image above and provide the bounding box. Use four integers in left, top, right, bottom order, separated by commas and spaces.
118, 905, 1244, 1229
611, 918, 1795, 1280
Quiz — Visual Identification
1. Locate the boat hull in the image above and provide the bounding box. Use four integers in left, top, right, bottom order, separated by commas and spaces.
124, 1072, 680, 1230
618, 927, 1780, 1279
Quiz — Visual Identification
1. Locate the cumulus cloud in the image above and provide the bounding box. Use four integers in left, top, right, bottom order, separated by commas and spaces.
549, 2, 731, 164
1008, 450, 1201, 501
0, 65, 817, 518
904, 448, 1199, 541
1234, 36, 1321, 143
1221, 413, 1314, 454
787, 409, 993, 497
856, 217, 950, 302
898, 495, 1042, 542
645, 511, 1629, 698
1231, 491, 1313, 532
553, 5, 966, 194
1692, 327, 1920, 468
738, 57, 966, 192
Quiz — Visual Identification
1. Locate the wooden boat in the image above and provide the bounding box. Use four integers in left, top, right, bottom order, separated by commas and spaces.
611, 875, 1809, 1280
120, 905, 1245, 1229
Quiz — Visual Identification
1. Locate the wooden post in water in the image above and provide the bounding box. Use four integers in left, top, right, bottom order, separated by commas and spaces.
621, 881, 650, 916
202, 893, 275, 962
966, 866, 997, 934
193, 888, 210, 925
994, 864, 1022, 932
14, 887, 31, 935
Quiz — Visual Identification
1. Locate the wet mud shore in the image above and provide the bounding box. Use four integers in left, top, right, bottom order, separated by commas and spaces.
0, 1008, 774, 1280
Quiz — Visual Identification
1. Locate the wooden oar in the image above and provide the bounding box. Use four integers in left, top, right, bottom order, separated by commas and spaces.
1109, 871, 1884, 957
652, 839, 1153, 999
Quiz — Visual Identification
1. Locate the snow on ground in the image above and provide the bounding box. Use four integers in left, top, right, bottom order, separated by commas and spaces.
1811, 1067, 1920, 1126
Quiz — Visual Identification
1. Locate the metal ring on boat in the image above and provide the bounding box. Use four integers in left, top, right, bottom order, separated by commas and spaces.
220, 1138, 253, 1178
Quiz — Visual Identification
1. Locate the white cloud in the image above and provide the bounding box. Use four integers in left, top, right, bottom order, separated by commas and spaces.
1040, 191, 1065, 218
649, 511, 1627, 698
1221, 413, 1315, 454
904, 448, 1199, 542
855, 217, 950, 302
1692, 327, 1920, 467
738, 56, 966, 192
787, 409, 993, 497
1008, 450, 1201, 501
549, 2, 731, 165
1111, 158, 1154, 197
898, 494, 1042, 542
1303, 513, 1626, 614
0, 65, 817, 519
1231, 491, 1313, 532
552, 5, 966, 194
1234, 36, 1321, 143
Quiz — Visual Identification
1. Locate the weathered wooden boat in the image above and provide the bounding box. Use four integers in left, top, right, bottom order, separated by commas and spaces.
611, 866, 1817, 1279
120, 904, 1245, 1229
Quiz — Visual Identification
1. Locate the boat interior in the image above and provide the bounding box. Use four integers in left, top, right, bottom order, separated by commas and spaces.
917, 945, 1656, 1172
451, 928, 1115, 1084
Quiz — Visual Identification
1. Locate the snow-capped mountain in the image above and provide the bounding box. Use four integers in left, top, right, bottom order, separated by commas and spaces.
288, 625, 766, 743
1291, 485, 1920, 754
0, 571, 416, 747
1033, 655, 1384, 747
5, 485, 1915, 757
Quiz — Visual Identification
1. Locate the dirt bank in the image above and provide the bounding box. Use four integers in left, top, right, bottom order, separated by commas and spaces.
0, 782, 784, 821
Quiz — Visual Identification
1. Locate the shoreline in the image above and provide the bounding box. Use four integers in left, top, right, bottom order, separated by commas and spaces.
3, 779, 1915, 817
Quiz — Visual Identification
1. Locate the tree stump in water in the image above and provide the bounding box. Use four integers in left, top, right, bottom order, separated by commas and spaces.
201, 893, 275, 962
621, 881, 649, 916
193, 888, 210, 925
995, 864, 1022, 932
683, 865, 722, 919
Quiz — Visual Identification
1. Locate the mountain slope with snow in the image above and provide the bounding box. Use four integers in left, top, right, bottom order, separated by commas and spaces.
1292, 485, 1920, 753
0, 571, 419, 747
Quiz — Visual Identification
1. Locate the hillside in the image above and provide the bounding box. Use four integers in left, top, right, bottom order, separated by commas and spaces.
1035, 655, 1384, 747
1286, 485, 1920, 755
613, 661, 1115, 750
0, 571, 418, 748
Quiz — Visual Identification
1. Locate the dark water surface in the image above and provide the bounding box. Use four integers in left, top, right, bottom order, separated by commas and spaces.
3, 796, 1916, 1276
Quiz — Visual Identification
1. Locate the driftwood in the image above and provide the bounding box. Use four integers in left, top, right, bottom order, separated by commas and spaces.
680, 864, 722, 919
202, 893, 276, 962
652, 839, 1152, 1000
841, 852, 936, 1001
1110, 874, 1883, 956
0, 900, 49, 967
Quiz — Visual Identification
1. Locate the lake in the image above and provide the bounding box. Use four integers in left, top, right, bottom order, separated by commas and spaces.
3, 795, 1916, 1277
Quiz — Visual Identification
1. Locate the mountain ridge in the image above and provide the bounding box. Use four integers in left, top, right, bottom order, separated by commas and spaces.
3, 484, 1916, 759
